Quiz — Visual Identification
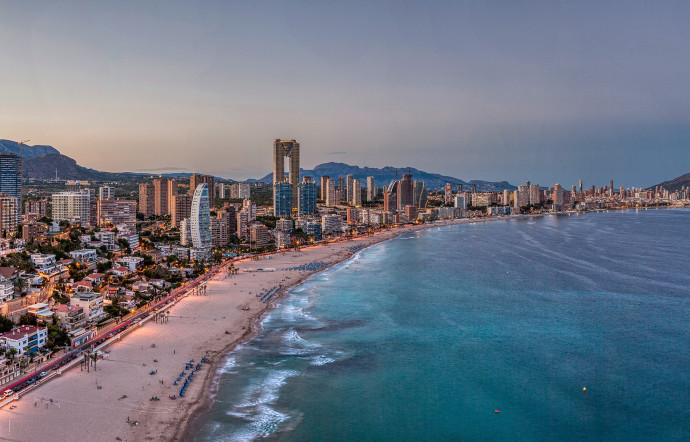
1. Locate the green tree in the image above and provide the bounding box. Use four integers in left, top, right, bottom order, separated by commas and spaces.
0, 315, 14, 333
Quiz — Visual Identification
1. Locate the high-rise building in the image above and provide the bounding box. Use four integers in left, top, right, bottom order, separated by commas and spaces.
170, 194, 192, 227
383, 191, 396, 213
529, 184, 540, 205
167, 179, 178, 214
325, 179, 336, 207
444, 183, 453, 204
274, 182, 293, 217
457, 184, 463, 193
346, 174, 354, 204
218, 204, 237, 240
609, 180, 614, 197
298, 181, 318, 216
454, 195, 467, 210
320, 175, 330, 200
250, 224, 271, 248
52, 192, 91, 225
0, 153, 21, 224
413, 181, 427, 209
273, 139, 300, 211
517, 185, 529, 207
503, 189, 510, 206
24, 199, 48, 219
99, 186, 114, 200
242, 199, 256, 221
189, 175, 215, 208
471, 184, 476, 193
352, 179, 362, 206
366, 176, 376, 201
229, 182, 250, 200
138, 183, 155, 217
190, 184, 211, 248
0, 195, 18, 236
180, 218, 192, 246
397, 174, 413, 211
337, 177, 345, 202
153, 179, 168, 216
578, 179, 583, 195
210, 216, 230, 247
97, 199, 137, 231
553, 183, 564, 207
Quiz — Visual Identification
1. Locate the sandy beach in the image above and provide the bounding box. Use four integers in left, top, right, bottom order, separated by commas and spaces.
0, 218, 518, 442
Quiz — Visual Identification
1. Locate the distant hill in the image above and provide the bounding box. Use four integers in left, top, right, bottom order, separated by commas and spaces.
22, 154, 132, 181
648, 173, 690, 192
0, 139, 60, 158
250, 162, 516, 191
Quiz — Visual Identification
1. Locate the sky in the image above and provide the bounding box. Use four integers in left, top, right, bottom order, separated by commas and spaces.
1, 0, 689, 188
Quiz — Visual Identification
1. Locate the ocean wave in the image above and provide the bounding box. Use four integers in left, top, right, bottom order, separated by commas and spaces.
310, 355, 336, 366
218, 354, 240, 375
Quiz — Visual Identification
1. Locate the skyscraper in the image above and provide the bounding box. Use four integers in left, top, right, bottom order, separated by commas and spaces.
52, 192, 91, 225
167, 179, 178, 214
609, 180, 614, 197
346, 174, 354, 204
273, 139, 300, 210
397, 173, 413, 211
189, 175, 215, 208
0, 153, 21, 224
170, 194, 192, 227
413, 181, 427, 209
444, 183, 453, 204
0, 195, 18, 236
366, 176, 376, 201
352, 179, 361, 206
325, 179, 336, 207
337, 177, 345, 203
190, 183, 211, 248
138, 183, 155, 217
578, 179, 583, 195
298, 180, 318, 216
320, 175, 329, 200
274, 182, 293, 217
99, 186, 114, 200
153, 178, 168, 216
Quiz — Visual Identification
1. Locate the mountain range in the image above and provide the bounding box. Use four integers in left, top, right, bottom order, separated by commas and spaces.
648, 173, 690, 192
250, 162, 516, 191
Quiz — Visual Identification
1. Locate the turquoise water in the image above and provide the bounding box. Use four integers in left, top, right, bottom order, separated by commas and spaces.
193, 209, 690, 441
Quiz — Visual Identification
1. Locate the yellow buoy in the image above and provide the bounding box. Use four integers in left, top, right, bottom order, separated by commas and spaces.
583, 387, 586, 392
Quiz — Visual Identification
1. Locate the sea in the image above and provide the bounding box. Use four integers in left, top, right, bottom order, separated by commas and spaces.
192, 208, 690, 441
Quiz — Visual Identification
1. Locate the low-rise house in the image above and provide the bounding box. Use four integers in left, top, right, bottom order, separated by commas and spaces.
69, 249, 98, 264
0, 325, 48, 355
68, 327, 95, 347
70, 292, 105, 322
132, 281, 149, 291
31, 254, 57, 273
52, 304, 85, 331
27, 303, 54, 324
149, 279, 167, 289
84, 273, 105, 284
0, 357, 21, 386
0, 267, 18, 281
70, 280, 93, 293
110, 266, 131, 277
95, 231, 117, 250
117, 256, 144, 271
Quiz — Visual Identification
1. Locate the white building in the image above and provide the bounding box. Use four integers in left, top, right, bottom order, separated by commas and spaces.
98, 186, 114, 200
31, 254, 57, 273
190, 247, 211, 261
52, 192, 91, 225
70, 292, 105, 322
0, 325, 48, 355
454, 195, 467, 210
274, 231, 291, 249
0, 276, 13, 303
69, 249, 98, 264
190, 184, 211, 248
95, 231, 117, 250
117, 256, 144, 271
321, 214, 343, 235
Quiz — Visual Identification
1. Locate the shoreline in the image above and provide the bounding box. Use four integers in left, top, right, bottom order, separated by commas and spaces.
175, 216, 523, 440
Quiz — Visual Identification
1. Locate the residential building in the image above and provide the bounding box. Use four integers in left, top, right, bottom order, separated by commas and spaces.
52, 192, 91, 225
218, 204, 237, 240
444, 183, 453, 204
413, 181, 427, 209
273, 139, 300, 211
276, 218, 293, 233
383, 191, 396, 213
153, 178, 168, 216
321, 214, 342, 235
190, 247, 211, 261
0, 276, 13, 303
298, 180, 318, 216
189, 174, 215, 208
138, 183, 155, 217
366, 176, 376, 201
0, 153, 21, 224
117, 256, 144, 271
24, 199, 47, 218
31, 254, 57, 273
397, 173, 413, 211
338, 177, 345, 202
180, 218, 192, 246
170, 194, 192, 227
69, 249, 98, 264
250, 224, 271, 248
275, 231, 291, 249
210, 216, 230, 247
274, 182, 293, 217
346, 174, 354, 203
0, 195, 18, 236
529, 184, 541, 205
0, 357, 20, 386
97, 199, 137, 230
454, 195, 467, 210
70, 292, 105, 322
190, 183, 211, 248
320, 175, 329, 200
325, 178, 336, 207
22, 222, 47, 243
98, 186, 114, 200
0, 325, 48, 355
167, 179, 178, 214
242, 199, 256, 221
352, 179, 362, 206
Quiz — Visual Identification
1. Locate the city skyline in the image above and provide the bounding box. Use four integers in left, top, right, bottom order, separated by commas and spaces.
2, 2, 689, 188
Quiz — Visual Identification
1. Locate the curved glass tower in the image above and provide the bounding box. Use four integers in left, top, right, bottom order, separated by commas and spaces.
190, 183, 211, 248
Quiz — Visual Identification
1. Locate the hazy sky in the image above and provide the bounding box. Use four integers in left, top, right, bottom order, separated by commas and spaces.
1, 0, 689, 187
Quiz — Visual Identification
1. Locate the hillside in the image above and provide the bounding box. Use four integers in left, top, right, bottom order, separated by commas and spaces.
649, 173, 690, 192
251, 162, 516, 191
0, 139, 60, 158
22, 154, 132, 181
